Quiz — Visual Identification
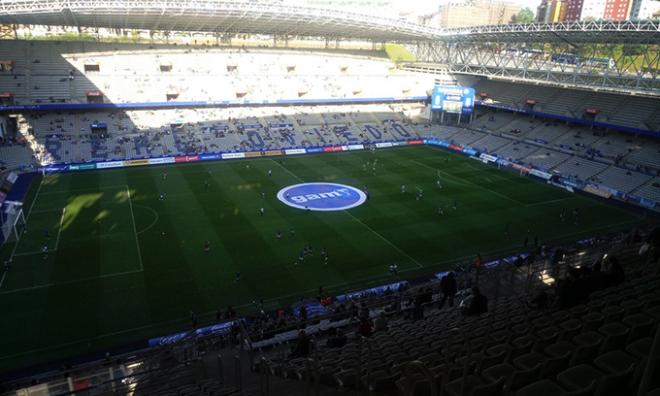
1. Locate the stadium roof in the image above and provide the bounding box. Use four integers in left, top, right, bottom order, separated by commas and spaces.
0, 1, 658, 43
0, 0, 441, 41
437, 20, 660, 44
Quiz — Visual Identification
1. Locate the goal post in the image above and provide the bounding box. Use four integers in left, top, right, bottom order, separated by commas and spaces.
1, 201, 26, 245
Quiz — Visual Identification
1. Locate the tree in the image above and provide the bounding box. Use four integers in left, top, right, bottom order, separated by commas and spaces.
513, 8, 535, 24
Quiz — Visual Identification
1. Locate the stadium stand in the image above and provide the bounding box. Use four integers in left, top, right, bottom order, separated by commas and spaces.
552, 158, 609, 182
472, 79, 660, 132
634, 178, 660, 204
522, 149, 570, 172
591, 167, 653, 193
3, 224, 658, 396
0, 41, 435, 104
246, 231, 660, 396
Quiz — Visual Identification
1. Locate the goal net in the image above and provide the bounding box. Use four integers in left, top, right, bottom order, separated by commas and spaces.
1, 201, 26, 245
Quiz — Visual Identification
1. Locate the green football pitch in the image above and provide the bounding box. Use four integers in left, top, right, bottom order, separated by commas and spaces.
0, 146, 643, 372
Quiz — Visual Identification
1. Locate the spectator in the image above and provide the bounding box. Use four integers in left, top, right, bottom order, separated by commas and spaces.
289, 330, 311, 358
358, 318, 373, 338
527, 289, 550, 310
462, 287, 488, 316
411, 301, 424, 321
326, 328, 347, 348
358, 303, 370, 321
439, 272, 457, 309
299, 304, 308, 322
603, 256, 625, 287
225, 305, 236, 319
373, 312, 388, 332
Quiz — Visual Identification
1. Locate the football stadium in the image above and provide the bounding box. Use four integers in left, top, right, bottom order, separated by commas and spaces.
0, 0, 659, 395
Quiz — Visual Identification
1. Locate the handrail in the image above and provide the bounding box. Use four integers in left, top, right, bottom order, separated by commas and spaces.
304, 358, 320, 396
259, 357, 271, 396
233, 354, 242, 391
217, 353, 224, 384
637, 322, 660, 396
361, 336, 374, 395
239, 319, 255, 368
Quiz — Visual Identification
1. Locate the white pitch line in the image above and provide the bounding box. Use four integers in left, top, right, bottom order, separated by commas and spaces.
25, 175, 45, 220
13, 250, 48, 257
0, 269, 144, 295
1, 175, 46, 289
344, 210, 424, 269
271, 158, 304, 182
29, 208, 65, 215
38, 184, 129, 196
525, 197, 573, 208
53, 208, 65, 251
271, 158, 423, 269
411, 159, 525, 206
134, 205, 160, 235
126, 186, 144, 271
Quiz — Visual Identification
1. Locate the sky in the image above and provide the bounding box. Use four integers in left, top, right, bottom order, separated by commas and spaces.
404, 0, 543, 13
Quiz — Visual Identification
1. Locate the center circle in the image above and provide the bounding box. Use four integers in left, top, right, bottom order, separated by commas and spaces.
277, 183, 367, 212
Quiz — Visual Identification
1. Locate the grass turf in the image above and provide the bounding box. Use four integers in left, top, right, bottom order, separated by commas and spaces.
0, 146, 643, 373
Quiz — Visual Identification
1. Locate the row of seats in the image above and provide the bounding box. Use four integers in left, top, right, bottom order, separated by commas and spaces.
0, 40, 435, 104
261, 241, 659, 396
469, 79, 659, 131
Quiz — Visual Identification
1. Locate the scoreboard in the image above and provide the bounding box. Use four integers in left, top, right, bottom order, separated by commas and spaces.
431, 85, 476, 114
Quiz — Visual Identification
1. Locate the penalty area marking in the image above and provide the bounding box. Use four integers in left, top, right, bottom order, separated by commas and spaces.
12, 208, 65, 257
0, 177, 45, 289
126, 186, 144, 271
134, 204, 160, 235
411, 159, 526, 206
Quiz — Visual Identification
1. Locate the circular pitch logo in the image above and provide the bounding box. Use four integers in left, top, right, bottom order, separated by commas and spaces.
277, 183, 367, 212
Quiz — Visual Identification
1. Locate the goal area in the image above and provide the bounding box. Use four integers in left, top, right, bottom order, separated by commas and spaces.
1, 201, 26, 245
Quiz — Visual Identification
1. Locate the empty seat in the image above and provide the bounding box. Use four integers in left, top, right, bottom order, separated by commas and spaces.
597, 323, 630, 353
621, 314, 654, 342
556, 363, 634, 396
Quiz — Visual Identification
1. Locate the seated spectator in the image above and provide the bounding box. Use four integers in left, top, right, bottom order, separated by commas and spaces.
527, 289, 550, 310
358, 318, 373, 338
289, 330, 311, 358
326, 328, 347, 348
462, 287, 488, 316
439, 272, 457, 309
411, 300, 424, 321
603, 255, 625, 287
373, 312, 388, 332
